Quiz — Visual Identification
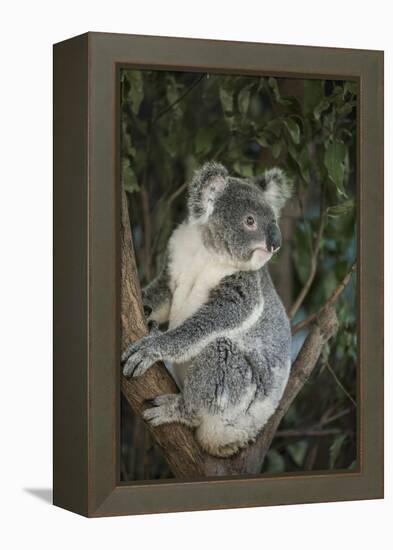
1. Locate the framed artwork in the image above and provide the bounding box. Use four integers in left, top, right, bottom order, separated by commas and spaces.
53, 32, 383, 517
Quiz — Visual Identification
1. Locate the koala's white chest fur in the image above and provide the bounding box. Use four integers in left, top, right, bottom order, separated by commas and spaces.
167, 222, 236, 330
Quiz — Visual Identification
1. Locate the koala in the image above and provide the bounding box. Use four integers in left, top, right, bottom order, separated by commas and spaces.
122, 161, 292, 458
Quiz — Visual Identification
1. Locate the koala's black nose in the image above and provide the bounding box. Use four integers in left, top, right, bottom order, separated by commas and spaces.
266, 223, 281, 252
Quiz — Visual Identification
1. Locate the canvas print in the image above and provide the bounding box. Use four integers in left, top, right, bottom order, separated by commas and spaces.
119, 69, 357, 481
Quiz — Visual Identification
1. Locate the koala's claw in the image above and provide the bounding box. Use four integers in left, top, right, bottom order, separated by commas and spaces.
121, 336, 162, 378
142, 403, 168, 426
142, 394, 179, 426
143, 304, 153, 317
123, 352, 154, 378
147, 319, 160, 335
122, 355, 143, 378
151, 395, 172, 406
142, 407, 162, 426
121, 341, 137, 363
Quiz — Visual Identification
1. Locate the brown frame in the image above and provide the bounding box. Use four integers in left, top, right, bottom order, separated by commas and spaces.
53, 32, 384, 517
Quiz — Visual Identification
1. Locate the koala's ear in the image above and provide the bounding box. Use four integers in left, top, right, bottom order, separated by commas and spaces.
255, 168, 292, 217
187, 161, 228, 222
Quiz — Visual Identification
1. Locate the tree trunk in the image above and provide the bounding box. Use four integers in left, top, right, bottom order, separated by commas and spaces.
121, 190, 339, 478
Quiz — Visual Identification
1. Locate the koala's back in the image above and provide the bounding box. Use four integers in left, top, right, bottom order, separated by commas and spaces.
237, 270, 291, 398
254, 268, 291, 359
191, 274, 290, 457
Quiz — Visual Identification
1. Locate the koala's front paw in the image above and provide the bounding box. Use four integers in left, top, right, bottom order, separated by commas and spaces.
122, 335, 163, 378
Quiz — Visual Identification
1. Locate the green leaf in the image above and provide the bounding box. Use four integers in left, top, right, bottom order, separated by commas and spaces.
324, 141, 347, 196
219, 87, 233, 114
283, 118, 301, 144
257, 77, 267, 92
292, 221, 314, 284
219, 87, 235, 130
272, 141, 282, 159
287, 141, 299, 164
128, 71, 144, 115
287, 441, 308, 467
329, 434, 347, 469
298, 147, 311, 184
122, 158, 139, 193
320, 342, 331, 365
264, 449, 285, 473
265, 118, 282, 137
233, 161, 253, 177
337, 102, 355, 116
166, 77, 183, 119
344, 81, 358, 96
257, 133, 269, 147
268, 77, 292, 105
195, 127, 213, 155
303, 80, 325, 114
326, 198, 355, 218
166, 76, 179, 104
163, 129, 181, 158
238, 88, 250, 116
314, 98, 330, 121
332, 85, 344, 97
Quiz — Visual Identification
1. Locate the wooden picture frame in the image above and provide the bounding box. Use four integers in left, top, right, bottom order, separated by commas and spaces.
53, 32, 384, 517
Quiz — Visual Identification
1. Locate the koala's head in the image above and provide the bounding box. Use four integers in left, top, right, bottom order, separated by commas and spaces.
187, 161, 292, 271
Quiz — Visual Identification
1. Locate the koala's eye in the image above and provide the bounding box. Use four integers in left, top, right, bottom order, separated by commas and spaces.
245, 215, 257, 229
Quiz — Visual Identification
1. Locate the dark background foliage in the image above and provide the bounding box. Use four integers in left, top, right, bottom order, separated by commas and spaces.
120, 69, 357, 481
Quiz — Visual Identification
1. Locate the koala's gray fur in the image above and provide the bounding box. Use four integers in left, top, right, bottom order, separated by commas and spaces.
122, 162, 292, 458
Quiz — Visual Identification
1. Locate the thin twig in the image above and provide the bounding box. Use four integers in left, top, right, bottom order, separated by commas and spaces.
304, 441, 319, 470
147, 75, 206, 264
289, 188, 326, 319
167, 181, 188, 206
141, 121, 153, 280
150, 182, 189, 260
153, 74, 206, 123
297, 193, 313, 255
325, 362, 357, 407
292, 262, 356, 334
320, 407, 352, 426
276, 428, 344, 437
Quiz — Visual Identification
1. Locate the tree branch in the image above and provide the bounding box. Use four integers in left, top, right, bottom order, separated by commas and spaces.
121, 190, 339, 477
292, 262, 356, 334
324, 362, 357, 408
121, 191, 205, 478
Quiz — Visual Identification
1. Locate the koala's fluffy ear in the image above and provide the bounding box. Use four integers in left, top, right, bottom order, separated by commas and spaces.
255, 168, 292, 217
188, 161, 228, 222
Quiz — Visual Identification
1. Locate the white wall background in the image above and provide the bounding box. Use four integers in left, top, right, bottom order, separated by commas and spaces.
0, 1, 391, 548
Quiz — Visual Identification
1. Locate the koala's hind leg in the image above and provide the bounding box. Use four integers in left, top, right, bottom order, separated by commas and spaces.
184, 337, 258, 458
142, 394, 198, 428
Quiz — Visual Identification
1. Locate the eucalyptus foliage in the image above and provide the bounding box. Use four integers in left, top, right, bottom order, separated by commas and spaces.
120, 69, 357, 479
